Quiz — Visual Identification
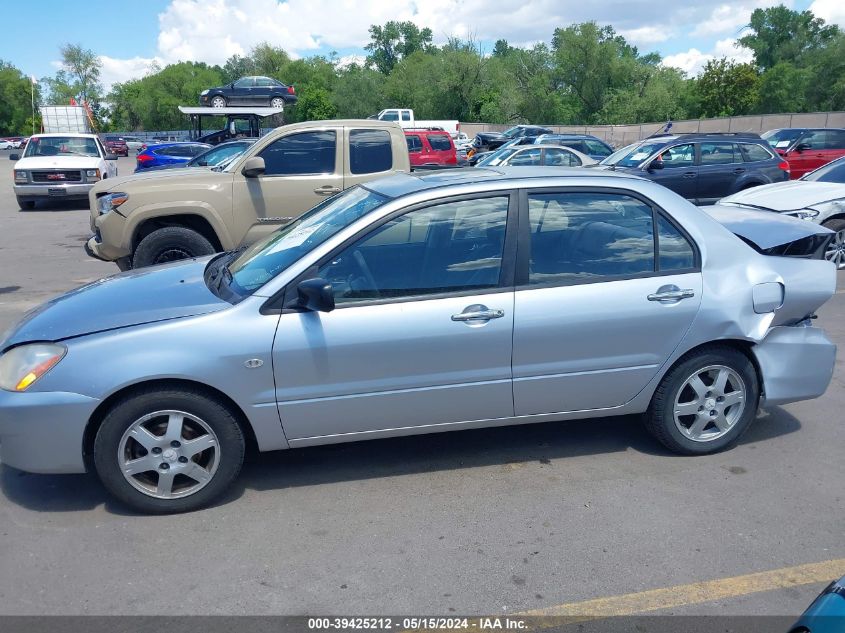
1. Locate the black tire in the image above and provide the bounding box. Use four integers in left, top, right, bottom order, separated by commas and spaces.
645, 346, 759, 455
93, 387, 245, 514
132, 226, 216, 268
16, 197, 35, 210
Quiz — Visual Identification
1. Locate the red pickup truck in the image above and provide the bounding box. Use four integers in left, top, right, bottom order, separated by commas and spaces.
405, 129, 457, 167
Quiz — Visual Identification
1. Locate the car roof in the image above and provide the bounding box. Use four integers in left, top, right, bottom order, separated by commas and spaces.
365, 166, 644, 198
144, 142, 211, 150
30, 133, 98, 139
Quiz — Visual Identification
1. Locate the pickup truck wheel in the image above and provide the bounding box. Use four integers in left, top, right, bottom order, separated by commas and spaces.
133, 227, 216, 268
16, 197, 35, 210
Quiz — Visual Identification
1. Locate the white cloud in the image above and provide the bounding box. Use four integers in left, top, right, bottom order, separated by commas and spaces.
809, 0, 845, 27
617, 26, 673, 45
691, 0, 794, 37
335, 54, 367, 69
98, 55, 163, 91
662, 38, 754, 76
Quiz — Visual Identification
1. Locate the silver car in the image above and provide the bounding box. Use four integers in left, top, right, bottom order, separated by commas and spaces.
0, 168, 838, 513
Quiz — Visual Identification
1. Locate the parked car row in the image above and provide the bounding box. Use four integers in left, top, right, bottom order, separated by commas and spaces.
0, 137, 28, 149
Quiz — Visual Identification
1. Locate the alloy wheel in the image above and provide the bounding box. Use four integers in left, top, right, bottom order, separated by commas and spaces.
211, 97, 226, 108
271, 97, 284, 108
824, 229, 845, 269
673, 365, 747, 442
117, 410, 220, 499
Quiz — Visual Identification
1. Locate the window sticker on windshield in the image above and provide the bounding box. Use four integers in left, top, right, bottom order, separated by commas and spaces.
630, 151, 651, 161
265, 225, 319, 253
776, 140, 791, 148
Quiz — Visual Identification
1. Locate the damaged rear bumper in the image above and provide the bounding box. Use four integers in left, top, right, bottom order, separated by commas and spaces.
753, 322, 836, 407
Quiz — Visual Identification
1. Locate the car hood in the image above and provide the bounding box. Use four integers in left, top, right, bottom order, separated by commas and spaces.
0, 258, 229, 349
91, 166, 231, 193
14, 156, 102, 169
720, 181, 845, 211
703, 204, 834, 250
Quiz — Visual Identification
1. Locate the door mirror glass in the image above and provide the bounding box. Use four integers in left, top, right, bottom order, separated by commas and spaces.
229, 121, 237, 135
9, 153, 19, 160
297, 278, 335, 312
241, 156, 265, 178
795, 143, 811, 152
106, 153, 119, 161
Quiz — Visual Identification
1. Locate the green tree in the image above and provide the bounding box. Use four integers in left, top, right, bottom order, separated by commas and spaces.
693, 58, 760, 117
739, 6, 840, 71
0, 61, 40, 135
295, 86, 338, 120
365, 21, 433, 74
331, 63, 386, 118
48, 44, 102, 105
756, 62, 809, 113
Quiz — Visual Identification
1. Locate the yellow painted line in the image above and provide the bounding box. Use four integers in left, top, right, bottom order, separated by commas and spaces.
521, 558, 845, 619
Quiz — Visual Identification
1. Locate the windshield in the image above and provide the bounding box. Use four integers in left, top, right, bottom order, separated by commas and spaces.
226, 186, 388, 295
188, 142, 250, 168
761, 129, 803, 149
601, 141, 666, 167
477, 148, 517, 167
802, 157, 845, 183
501, 127, 523, 139
24, 136, 99, 158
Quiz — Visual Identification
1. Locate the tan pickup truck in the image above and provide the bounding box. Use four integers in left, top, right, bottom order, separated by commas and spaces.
86, 120, 411, 269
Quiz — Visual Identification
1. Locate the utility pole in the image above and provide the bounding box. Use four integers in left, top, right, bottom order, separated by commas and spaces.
30, 75, 36, 135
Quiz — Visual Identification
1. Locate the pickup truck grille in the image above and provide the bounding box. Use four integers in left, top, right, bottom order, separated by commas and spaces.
31, 170, 83, 183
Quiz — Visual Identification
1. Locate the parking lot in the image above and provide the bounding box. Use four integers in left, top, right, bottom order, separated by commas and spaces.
0, 152, 843, 619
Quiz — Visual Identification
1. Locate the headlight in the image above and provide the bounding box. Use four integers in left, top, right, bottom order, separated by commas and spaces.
86, 169, 101, 181
785, 209, 819, 220
201, 89, 209, 95
97, 192, 129, 215
0, 343, 67, 391
14, 170, 27, 183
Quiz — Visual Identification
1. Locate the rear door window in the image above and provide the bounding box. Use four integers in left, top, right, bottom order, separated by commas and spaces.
544, 148, 580, 166
406, 135, 422, 152
427, 134, 452, 151
349, 129, 392, 175
700, 142, 742, 165
824, 131, 845, 150
584, 139, 611, 157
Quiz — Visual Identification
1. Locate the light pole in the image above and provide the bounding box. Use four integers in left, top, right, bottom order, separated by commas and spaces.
30, 75, 36, 136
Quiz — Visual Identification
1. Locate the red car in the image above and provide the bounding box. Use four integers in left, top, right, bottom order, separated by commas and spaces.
763, 128, 845, 179
101, 135, 130, 157
405, 129, 457, 167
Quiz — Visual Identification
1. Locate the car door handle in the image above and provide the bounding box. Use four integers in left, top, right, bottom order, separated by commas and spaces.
451, 308, 505, 322
648, 286, 695, 302
314, 186, 341, 195
682, 171, 696, 179
733, 168, 746, 174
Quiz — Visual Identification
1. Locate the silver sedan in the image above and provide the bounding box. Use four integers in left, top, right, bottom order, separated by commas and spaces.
0, 168, 838, 513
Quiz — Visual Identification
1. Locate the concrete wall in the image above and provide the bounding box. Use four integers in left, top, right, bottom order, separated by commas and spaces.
460, 111, 845, 148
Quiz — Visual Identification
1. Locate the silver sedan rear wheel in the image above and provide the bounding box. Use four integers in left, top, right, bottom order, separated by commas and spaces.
118, 410, 220, 499
673, 365, 746, 442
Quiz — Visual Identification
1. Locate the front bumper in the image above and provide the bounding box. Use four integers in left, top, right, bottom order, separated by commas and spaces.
0, 389, 100, 474
753, 323, 836, 406
85, 207, 131, 262
14, 183, 93, 200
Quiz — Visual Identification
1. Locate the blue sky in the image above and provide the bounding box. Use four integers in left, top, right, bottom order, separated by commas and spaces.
1, 0, 837, 91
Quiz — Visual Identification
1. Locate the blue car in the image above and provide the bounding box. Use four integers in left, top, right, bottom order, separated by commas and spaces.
789, 575, 845, 633
138, 139, 256, 172
135, 142, 211, 172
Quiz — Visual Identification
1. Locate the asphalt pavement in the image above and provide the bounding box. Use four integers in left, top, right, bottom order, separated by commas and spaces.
0, 150, 843, 619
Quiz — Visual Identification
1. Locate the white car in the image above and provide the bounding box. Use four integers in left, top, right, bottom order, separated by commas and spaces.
120, 136, 146, 153
475, 144, 598, 168
0, 139, 15, 150
11, 133, 119, 209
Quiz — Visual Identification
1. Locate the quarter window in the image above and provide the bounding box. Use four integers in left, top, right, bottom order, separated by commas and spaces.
349, 129, 392, 175
318, 196, 510, 303
740, 143, 774, 162
526, 192, 655, 284
259, 131, 336, 176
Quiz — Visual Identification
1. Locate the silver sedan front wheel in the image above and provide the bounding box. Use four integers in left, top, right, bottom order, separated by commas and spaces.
211, 96, 226, 108
94, 389, 245, 513
118, 410, 220, 499
823, 226, 845, 269
673, 365, 746, 442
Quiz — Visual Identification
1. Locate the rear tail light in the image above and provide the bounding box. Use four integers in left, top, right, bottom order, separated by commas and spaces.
137, 153, 153, 163
778, 160, 790, 172
288, 85, 295, 94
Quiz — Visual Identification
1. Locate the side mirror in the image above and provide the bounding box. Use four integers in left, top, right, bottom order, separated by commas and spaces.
241, 156, 265, 178
795, 143, 811, 153
9, 153, 19, 161
648, 159, 664, 171
106, 153, 119, 161
297, 278, 335, 312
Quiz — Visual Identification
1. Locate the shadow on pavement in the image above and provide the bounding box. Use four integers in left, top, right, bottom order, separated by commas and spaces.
0, 406, 802, 515
17, 199, 90, 212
